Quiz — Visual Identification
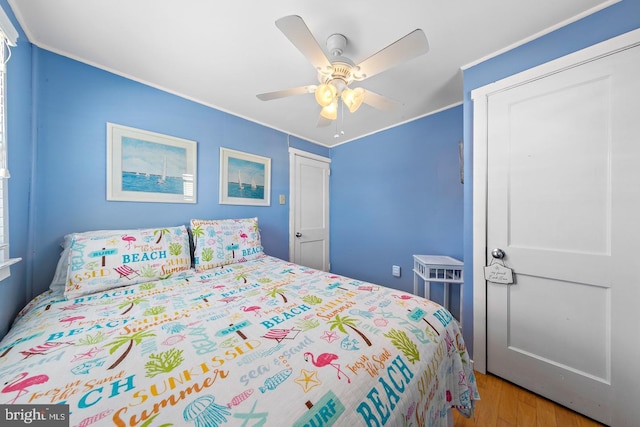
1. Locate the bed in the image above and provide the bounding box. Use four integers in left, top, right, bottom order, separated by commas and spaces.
0, 218, 479, 426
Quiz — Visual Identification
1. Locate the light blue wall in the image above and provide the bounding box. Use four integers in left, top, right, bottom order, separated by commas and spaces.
463, 0, 640, 357
330, 106, 464, 301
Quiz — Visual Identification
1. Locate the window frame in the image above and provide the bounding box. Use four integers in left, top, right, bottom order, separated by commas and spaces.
0, 5, 21, 281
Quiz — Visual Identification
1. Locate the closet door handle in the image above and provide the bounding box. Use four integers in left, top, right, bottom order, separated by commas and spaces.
491, 248, 506, 259
295, 232, 302, 238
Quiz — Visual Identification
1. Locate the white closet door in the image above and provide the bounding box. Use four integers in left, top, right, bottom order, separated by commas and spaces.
484, 42, 640, 425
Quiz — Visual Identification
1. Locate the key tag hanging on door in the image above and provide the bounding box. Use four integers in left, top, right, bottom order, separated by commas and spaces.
484, 249, 514, 284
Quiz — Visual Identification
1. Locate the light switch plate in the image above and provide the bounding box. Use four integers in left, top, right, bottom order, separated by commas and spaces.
279, 194, 286, 205
392, 265, 401, 277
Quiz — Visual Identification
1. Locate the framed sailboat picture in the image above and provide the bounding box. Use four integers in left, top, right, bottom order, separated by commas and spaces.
107, 123, 197, 203
219, 147, 271, 206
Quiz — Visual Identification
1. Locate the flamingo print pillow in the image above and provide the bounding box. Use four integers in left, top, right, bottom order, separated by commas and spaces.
190, 217, 263, 272
63, 225, 191, 299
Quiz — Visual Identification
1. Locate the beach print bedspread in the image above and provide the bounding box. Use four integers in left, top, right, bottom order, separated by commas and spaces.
0, 256, 479, 426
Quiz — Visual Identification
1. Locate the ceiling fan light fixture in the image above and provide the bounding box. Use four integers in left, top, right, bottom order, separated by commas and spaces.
320, 99, 338, 120
314, 83, 337, 107
342, 87, 365, 113
257, 15, 431, 134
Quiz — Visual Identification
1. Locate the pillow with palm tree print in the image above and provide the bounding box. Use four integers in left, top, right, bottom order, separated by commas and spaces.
63, 225, 191, 299
190, 217, 264, 272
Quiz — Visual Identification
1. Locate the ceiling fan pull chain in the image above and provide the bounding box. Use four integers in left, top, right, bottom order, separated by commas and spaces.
334, 99, 345, 139
340, 101, 345, 136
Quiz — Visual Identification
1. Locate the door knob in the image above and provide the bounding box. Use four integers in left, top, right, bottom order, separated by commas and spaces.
491, 248, 505, 259
295, 232, 302, 237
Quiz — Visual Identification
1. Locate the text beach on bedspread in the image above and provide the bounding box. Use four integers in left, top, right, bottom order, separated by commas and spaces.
0, 219, 479, 426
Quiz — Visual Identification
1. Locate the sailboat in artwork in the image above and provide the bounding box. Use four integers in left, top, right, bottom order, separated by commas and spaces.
238, 170, 244, 190
251, 178, 257, 190
157, 156, 167, 184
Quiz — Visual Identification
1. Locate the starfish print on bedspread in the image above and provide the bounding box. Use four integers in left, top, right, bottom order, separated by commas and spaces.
71, 347, 103, 362
320, 330, 339, 343
295, 369, 322, 392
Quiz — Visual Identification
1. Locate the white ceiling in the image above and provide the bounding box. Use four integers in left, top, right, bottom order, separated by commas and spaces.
9, 0, 614, 147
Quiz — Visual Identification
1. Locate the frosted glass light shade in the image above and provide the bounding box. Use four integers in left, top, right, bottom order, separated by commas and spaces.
320, 99, 338, 120
341, 87, 365, 113
315, 83, 337, 107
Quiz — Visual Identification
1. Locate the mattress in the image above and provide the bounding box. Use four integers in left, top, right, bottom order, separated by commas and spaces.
0, 255, 479, 426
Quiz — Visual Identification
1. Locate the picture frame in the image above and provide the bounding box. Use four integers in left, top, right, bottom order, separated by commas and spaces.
107, 123, 197, 203
458, 139, 464, 184
219, 147, 271, 206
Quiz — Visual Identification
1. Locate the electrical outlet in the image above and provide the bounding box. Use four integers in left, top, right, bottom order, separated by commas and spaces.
392, 265, 401, 277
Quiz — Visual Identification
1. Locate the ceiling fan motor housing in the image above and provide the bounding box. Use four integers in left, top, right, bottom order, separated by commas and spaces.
327, 33, 347, 56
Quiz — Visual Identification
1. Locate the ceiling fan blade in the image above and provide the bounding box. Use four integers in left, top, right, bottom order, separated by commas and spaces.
356, 29, 429, 79
362, 90, 400, 111
275, 15, 332, 71
257, 85, 317, 101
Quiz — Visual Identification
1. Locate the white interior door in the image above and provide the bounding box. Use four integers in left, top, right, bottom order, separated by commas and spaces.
289, 148, 330, 271
481, 38, 640, 425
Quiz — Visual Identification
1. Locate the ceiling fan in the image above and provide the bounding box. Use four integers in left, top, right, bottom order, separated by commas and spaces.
256, 15, 429, 126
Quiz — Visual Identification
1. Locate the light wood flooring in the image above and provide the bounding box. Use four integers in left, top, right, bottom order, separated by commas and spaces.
453, 371, 605, 427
